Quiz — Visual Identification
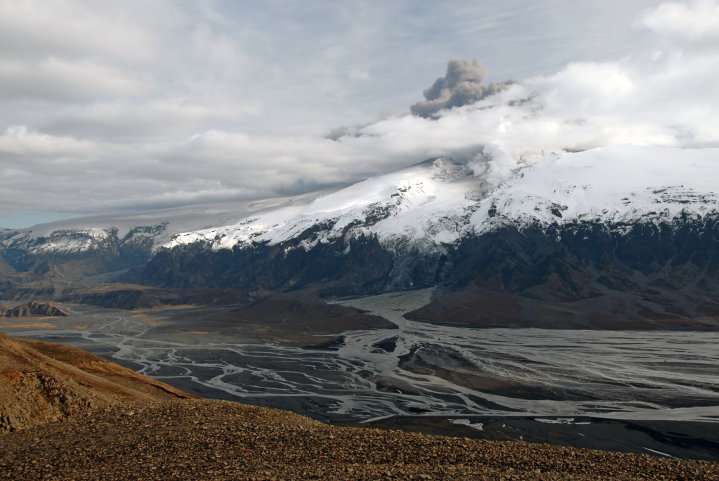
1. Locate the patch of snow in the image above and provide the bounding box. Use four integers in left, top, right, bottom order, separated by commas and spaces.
449, 418, 485, 431
1, 228, 113, 255
534, 417, 592, 425
643, 447, 675, 458
32, 228, 110, 254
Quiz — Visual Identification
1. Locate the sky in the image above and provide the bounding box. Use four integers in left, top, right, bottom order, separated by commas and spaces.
1, 0, 718, 228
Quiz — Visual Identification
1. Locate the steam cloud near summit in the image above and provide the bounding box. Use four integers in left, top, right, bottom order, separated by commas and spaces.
1, 1, 719, 224
410, 60, 511, 117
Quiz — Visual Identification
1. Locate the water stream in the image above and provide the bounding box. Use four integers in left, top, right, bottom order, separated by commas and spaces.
5, 289, 719, 423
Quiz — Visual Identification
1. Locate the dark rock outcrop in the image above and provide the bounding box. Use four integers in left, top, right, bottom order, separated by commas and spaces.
146, 215, 719, 295
143, 215, 719, 329
0, 301, 70, 318
144, 235, 406, 295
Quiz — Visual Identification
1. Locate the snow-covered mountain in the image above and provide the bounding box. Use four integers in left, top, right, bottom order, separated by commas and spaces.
4, 144, 719, 304
140, 144, 719, 309
1, 191, 324, 253
14, 228, 113, 255
476, 146, 719, 230
0, 193, 324, 278
8, 144, 717, 262
0, 224, 168, 280
165, 158, 481, 252
4, 144, 719, 328
164, 145, 719, 252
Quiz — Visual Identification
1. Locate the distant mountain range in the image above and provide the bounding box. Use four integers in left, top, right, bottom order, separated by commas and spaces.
3, 145, 719, 329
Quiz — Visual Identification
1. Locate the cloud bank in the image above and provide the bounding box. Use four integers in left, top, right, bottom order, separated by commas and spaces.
0, 0, 716, 227
641, 0, 719, 41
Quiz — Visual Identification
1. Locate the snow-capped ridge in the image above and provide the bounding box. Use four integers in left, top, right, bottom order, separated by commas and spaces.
472, 145, 719, 234
165, 158, 481, 251
165, 146, 719, 253
1, 228, 113, 255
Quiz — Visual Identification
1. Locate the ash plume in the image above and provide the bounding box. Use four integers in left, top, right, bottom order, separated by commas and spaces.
411, 60, 511, 117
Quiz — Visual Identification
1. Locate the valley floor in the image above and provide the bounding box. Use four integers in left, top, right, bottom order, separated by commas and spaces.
2, 289, 719, 461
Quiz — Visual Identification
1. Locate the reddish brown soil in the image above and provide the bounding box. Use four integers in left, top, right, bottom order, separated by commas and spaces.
0, 333, 190, 432
1, 399, 717, 481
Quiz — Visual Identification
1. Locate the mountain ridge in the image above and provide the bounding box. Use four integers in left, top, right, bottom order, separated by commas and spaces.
3, 145, 719, 329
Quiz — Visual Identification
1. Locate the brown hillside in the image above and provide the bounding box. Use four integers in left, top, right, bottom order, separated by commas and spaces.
2, 399, 718, 481
0, 333, 190, 432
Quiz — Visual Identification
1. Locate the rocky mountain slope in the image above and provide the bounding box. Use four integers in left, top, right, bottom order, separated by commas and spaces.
0, 224, 168, 281
0, 301, 69, 317
3, 398, 717, 481
0, 193, 325, 282
138, 146, 719, 328
0, 333, 190, 432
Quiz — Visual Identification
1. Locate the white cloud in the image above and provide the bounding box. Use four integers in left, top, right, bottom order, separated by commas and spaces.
0, 0, 159, 63
40, 99, 259, 141
0, 58, 146, 101
157, 42, 719, 202
3, 35, 718, 217
642, 0, 719, 41
0, 126, 96, 157
539, 62, 636, 104
0, 0, 715, 225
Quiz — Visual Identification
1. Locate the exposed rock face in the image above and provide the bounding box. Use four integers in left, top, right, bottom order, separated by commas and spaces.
144, 235, 408, 294
144, 215, 719, 329
0, 301, 70, 318
446, 216, 719, 295
401, 218, 719, 329
149, 214, 719, 299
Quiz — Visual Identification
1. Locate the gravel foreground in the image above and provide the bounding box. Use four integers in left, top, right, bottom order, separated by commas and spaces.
1, 399, 717, 481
